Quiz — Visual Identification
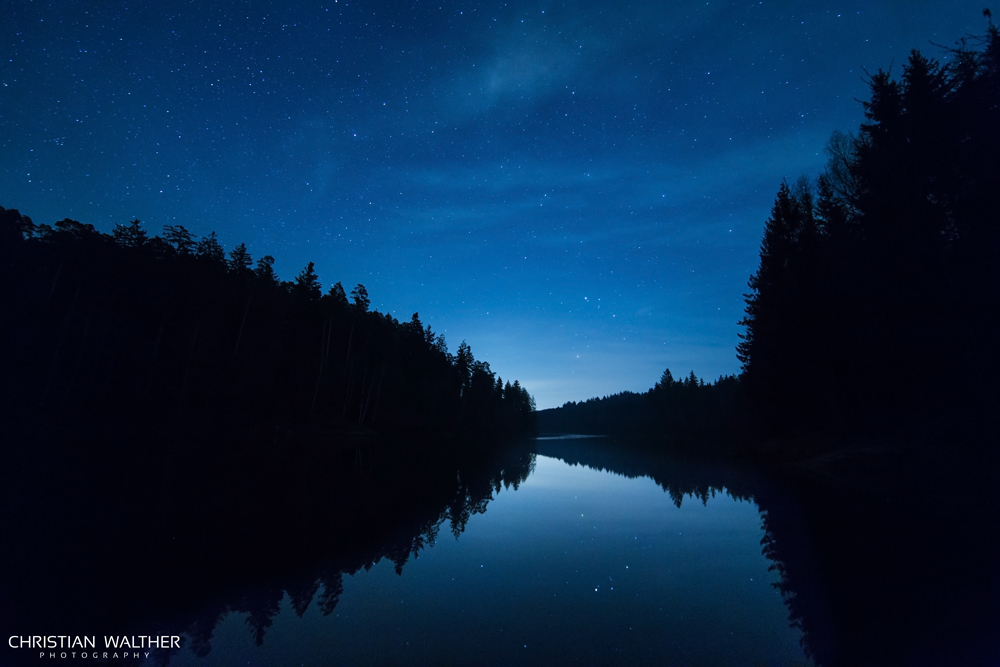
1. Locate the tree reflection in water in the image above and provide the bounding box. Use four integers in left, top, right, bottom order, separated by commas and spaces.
537, 437, 1000, 667
0, 423, 534, 666
2, 429, 998, 666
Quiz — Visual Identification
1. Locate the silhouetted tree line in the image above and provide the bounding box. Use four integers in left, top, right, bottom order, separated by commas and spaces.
0, 210, 535, 441
537, 369, 743, 451
543, 23, 999, 449
739, 23, 1000, 438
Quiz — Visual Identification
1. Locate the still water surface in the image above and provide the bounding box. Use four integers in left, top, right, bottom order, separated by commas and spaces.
164, 447, 809, 665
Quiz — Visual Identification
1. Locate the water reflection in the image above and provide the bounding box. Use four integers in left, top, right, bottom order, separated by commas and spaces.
539, 437, 1000, 667
3, 430, 998, 666
163, 448, 807, 666
0, 427, 535, 667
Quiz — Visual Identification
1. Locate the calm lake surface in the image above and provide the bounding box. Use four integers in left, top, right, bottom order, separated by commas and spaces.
5, 427, 998, 665
162, 441, 809, 665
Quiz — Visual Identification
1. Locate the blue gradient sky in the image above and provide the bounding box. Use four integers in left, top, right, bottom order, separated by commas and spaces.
2, 1, 988, 407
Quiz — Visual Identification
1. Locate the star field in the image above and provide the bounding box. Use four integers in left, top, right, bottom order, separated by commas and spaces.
2, 0, 987, 407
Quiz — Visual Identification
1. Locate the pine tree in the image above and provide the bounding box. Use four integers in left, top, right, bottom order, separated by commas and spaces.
293, 262, 322, 301
328, 281, 349, 306
254, 255, 278, 285
455, 341, 473, 396
163, 224, 196, 255
350, 284, 370, 312
113, 219, 148, 249
227, 243, 253, 275
196, 231, 225, 263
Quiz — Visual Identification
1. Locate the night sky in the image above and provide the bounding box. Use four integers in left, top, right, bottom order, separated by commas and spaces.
2, 1, 987, 408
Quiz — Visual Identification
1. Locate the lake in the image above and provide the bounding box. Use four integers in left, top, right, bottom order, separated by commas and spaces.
161, 439, 809, 665
5, 431, 997, 666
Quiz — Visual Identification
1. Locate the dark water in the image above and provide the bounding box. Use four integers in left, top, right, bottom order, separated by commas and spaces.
3, 429, 1000, 666
162, 447, 807, 666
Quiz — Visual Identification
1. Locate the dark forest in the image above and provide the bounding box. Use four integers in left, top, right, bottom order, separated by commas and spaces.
541, 25, 1000, 455
0, 208, 536, 444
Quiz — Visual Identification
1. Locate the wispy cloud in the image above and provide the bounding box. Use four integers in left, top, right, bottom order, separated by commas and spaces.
366, 123, 832, 251
432, 5, 626, 123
